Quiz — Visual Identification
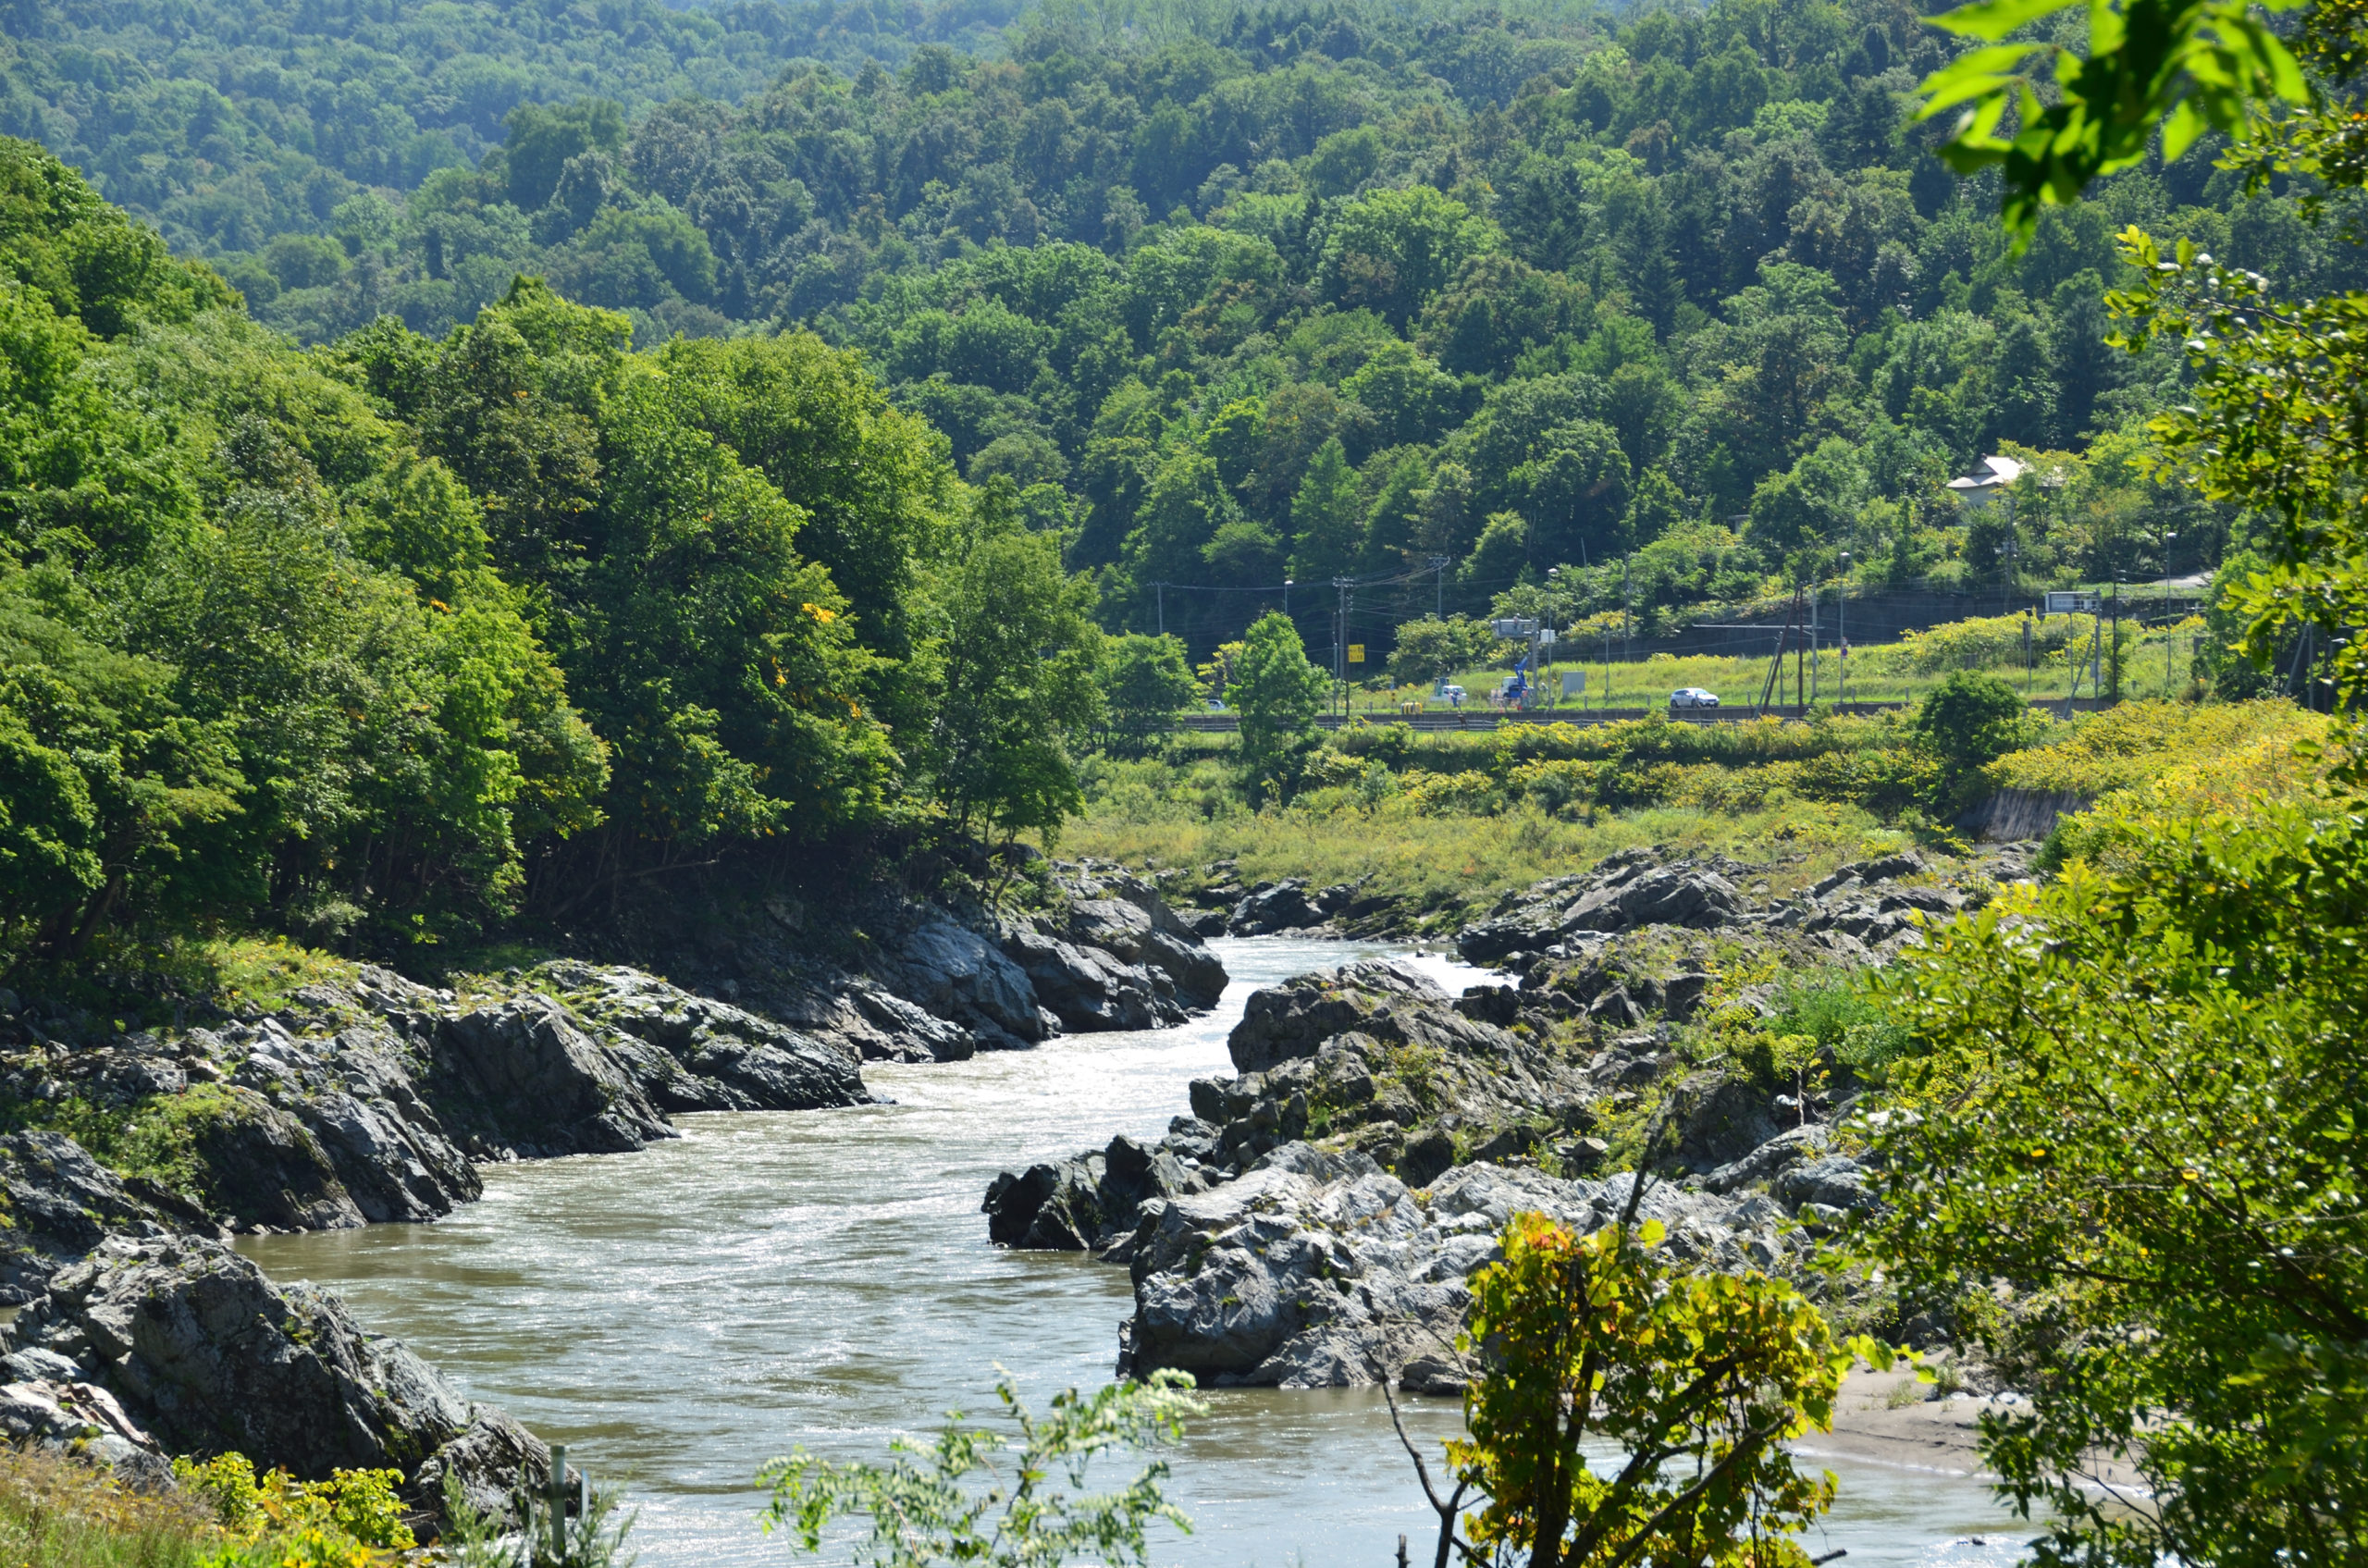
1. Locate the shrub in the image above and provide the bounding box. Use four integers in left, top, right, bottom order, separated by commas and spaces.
1388, 770, 1506, 817
1888, 611, 2094, 674
1985, 698, 2325, 798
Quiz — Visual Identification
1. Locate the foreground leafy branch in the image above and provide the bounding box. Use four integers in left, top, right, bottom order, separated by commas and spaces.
1400, 1204, 1889, 1568
758, 1369, 1205, 1568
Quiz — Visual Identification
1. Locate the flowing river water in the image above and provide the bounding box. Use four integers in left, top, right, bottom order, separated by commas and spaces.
241, 938, 2029, 1567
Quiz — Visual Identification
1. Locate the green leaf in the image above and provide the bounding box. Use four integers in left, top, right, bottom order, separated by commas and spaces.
1930, 0, 2080, 41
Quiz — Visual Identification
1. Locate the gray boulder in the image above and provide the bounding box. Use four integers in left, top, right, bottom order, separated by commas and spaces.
1229, 880, 1327, 936
1227, 961, 1499, 1074
983, 1158, 1109, 1250
550, 965, 870, 1110
16, 1236, 528, 1502
430, 998, 676, 1158
1563, 865, 1742, 934
412, 1407, 554, 1524
1454, 905, 1566, 965
1120, 1150, 1787, 1389
868, 915, 1046, 1049
187, 1087, 368, 1231
1055, 870, 1229, 1010
1003, 932, 1179, 1033
1773, 1154, 1874, 1213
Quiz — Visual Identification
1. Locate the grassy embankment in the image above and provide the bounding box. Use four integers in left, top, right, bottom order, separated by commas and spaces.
1059, 698, 2326, 928
0, 1449, 417, 1568
1348, 611, 2210, 713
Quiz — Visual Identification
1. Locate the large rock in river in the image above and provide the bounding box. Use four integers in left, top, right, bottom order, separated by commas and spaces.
1118, 1145, 1794, 1390
1227, 960, 1499, 1074
429, 997, 677, 1158
10, 1235, 539, 1503
545, 962, 870, 1111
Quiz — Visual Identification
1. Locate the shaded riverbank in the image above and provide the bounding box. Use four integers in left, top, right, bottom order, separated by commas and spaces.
243, 938, 2030, 1567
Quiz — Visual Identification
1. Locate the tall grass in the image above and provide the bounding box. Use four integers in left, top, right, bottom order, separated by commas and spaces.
1054, 797, 1895, 922
0, 1450, 219, 1568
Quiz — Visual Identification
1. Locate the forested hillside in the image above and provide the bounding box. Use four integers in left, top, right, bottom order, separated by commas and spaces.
0, 134, 1114, 965
6, 0, 2351, 663
3, 0, 2350, 964
1, 0, 2344, 665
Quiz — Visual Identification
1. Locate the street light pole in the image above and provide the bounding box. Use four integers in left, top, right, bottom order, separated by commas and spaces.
1836, 550, 1849, 707
1332, 575, 1352, 719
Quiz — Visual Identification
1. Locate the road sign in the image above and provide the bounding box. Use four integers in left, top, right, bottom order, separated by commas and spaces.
2044, 591, 2100, 614
1348, 644, 1364, 662
1490, 617, 1537, 638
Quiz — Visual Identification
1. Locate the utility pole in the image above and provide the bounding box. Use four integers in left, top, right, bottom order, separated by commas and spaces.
1836, 550, 1850, 707
2110, 576, 2122, 703
1428, 555, 1450, 619
1284, 577, 1292, 617
1622, 556, 1633, 668
1332, 575, 1352, 719
1808, 584, 1819, 705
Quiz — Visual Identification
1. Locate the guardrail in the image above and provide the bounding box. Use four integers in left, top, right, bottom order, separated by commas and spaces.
1170, 696, 2116, 734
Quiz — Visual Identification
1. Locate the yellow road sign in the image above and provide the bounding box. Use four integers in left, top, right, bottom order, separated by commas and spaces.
1348, 644, 1365, 662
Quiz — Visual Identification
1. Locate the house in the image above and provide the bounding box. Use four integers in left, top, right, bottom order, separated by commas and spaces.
1945, 454, 2028, 508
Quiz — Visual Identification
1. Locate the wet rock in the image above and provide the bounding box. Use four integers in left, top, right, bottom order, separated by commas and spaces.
1227, 961, 1498, 1075
1058, 870, 1227, 1009
868, 914, 1046, 1049
1230, 880, 1327, 936
550, 964, 870, 1110
983, 1158, 1108, 1251
430, 998, 675, 1158
16, 1236, 522, 1503
1003, 932, 1179, 1033
984, 1134, 1215, 1253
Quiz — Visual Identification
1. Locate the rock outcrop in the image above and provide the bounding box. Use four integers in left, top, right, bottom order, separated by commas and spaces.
1457, 849, 1753, 964
1116, 1145, 1801, 1389
6, 1235, 547, 1505
982, 962, 1596, 1255
0, 865, 1230, 1511
542, 962, 871, 1111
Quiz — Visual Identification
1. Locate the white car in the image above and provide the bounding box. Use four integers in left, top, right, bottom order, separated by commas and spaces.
1670, 687, 1720, 709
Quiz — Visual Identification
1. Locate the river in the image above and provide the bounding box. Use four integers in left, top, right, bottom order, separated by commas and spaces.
241, 937, 2029, 1567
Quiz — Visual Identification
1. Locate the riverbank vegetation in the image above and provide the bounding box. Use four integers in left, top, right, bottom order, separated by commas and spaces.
1060, 683, 2324, 924
0, 1448, 414, 1568
2, 0, 2364, 1559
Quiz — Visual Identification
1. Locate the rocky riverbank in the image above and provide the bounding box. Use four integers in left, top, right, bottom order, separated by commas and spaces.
0, 863, 1226, 1522
983, 842, 2031, 1389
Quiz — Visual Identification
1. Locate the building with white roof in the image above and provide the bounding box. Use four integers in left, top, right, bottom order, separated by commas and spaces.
1944, 454, 2027, 507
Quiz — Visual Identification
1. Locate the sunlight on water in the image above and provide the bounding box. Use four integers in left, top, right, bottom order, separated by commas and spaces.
241, 938, 2029, 1566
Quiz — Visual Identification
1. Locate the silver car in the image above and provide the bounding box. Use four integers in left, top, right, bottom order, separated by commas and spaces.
1670, 686, 1720, 709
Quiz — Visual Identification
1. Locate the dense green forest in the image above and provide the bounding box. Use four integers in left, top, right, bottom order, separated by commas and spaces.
3, 0, 2353, 963
0, 130, 1112, 961
5, 0, 2351, 663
